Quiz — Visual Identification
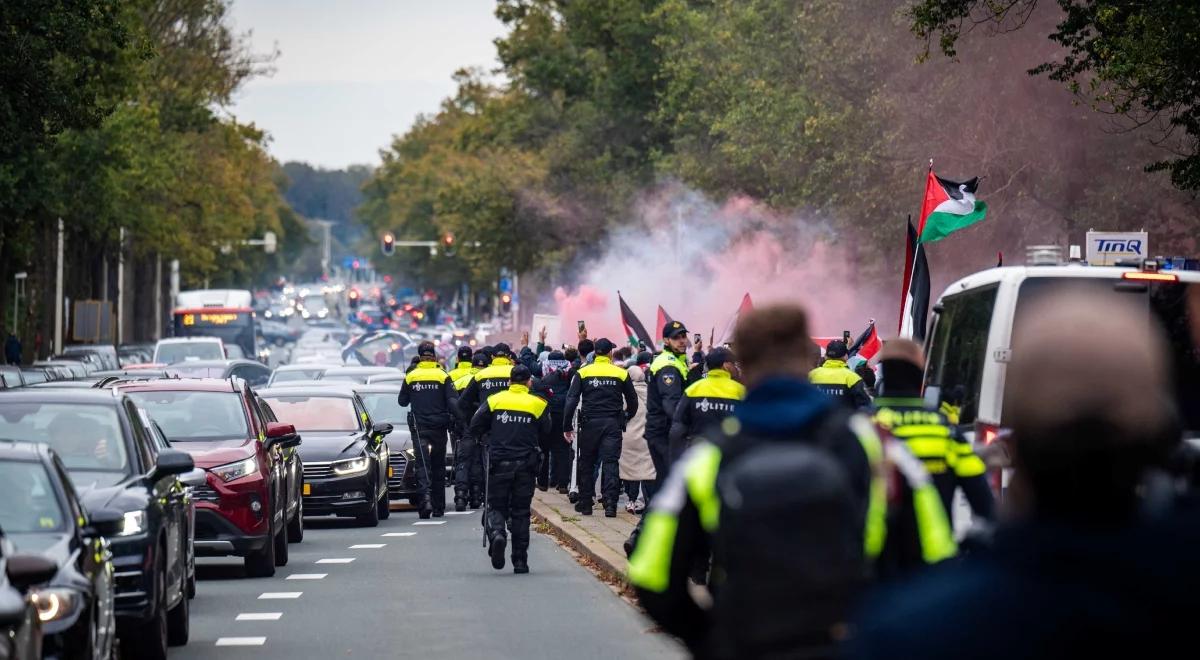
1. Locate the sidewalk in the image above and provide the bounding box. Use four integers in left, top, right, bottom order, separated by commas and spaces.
530, 489, 638, 588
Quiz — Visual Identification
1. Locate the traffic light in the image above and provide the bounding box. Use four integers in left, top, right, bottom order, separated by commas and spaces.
441, 232, 456, 256
500, 292, 512, 314
381, 232, 395, 256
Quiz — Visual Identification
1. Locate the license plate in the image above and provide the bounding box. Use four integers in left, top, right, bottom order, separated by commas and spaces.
303, 483, 311, 496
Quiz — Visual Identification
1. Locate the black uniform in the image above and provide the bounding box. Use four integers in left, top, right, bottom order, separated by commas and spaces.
456, 357, 515, 505
564, 356, 639, 512
644, 350, 702, 488
397, 360, 457, 515
668, 368, 746, 454
533, 364, 573, 490
469, 383, 552, 570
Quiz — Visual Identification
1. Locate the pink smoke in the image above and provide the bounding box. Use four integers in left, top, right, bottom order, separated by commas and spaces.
549, 183, 894, 344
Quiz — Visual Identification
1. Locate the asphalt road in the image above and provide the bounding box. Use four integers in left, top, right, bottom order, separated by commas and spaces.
172, 490, 683, 659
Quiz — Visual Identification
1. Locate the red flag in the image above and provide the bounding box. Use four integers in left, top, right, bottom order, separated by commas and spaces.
898, 215, 915, 333
718, 293, 754, 345
848, 320, 882, 361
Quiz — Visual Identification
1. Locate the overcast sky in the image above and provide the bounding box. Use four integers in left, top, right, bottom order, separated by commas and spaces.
228, 0, 505, 169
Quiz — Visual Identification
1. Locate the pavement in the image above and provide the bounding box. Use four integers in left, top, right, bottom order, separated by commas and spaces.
172, 489, 682, 659
529, 490, 639, 589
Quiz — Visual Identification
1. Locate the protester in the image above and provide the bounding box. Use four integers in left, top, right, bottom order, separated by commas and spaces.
620, 355, 654, 514
851, 292, 1190, 659
533, 350, 574, 492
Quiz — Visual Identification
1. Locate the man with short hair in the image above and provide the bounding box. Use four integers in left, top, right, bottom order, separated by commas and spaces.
564, 338, 639, 517
398, 341, 457, 518
469, 364, 552, 574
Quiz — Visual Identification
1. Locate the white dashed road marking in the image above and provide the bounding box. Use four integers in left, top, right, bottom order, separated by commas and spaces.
258, 592, 302, 600
382, 532, 416, 537
350, 543, 386, 549
236, 613, 282, 621
316, 558, 355, 564
286, 573, 327, 580
216, 637, 267, 646
413, 521, 446, 526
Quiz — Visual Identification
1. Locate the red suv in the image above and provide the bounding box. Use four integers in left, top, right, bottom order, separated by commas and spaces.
115, 378, 303, 577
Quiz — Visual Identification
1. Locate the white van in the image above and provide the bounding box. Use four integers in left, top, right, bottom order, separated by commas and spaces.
922, 257, 1200, 458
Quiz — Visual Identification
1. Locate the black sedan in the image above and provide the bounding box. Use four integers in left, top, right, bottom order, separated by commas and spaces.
258, 386, 393, 526
353, 384, 422, 508
0, 390, 197, 659
0, 442, 117, 660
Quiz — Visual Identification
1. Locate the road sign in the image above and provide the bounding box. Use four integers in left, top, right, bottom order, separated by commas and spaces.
499, 277, 512, 293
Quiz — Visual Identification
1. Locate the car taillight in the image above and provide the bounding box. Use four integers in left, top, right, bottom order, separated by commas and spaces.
974, 421, 1003, 496
1122, 271, 1178, 282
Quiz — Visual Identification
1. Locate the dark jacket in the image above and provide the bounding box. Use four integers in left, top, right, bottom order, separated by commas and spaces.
668, 369, 746, 449
517, 346, 543, 378
533, 366, 572, 421
396, 360, 457, 431
456, 358, 515, 420
810, 359, 872, 409
851, 513, 1200, 660
562, 356, 639, 431
469, 383, 553, 462
644, 350, 703, 440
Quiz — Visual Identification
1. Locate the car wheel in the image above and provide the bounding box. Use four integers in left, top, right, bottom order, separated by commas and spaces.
377, 490, 390, 520
167, 571, 189, 646
273, 521, 289, 566
244, 525, 276, 578
357, 483, 380, 527
287, 496, 304, 543
186, 569, 196, 600
126, 559, 168, 660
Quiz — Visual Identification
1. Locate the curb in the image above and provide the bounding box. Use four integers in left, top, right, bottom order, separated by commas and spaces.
530, 497, 630, 588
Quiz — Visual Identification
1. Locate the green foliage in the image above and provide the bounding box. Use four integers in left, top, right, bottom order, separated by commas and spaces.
907, 0, 1200, 191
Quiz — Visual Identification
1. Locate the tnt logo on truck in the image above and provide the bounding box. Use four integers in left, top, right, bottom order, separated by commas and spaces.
1086, 231, 1149, 266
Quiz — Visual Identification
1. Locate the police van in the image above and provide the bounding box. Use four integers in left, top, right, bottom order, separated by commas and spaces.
922, 247, 1200, 490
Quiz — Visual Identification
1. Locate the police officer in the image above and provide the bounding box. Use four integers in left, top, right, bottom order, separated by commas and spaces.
397, 341, 458, 519
628, 305, 956, 658
564, 338, 639, 517
451, 350, 488, 511
645, 321, 704, 493
457, 345, 517, 505
810, 339, 872, 409
873, 339, 995, 525
448, 346, 474, 382
469, 365, 552, 574
668, 347, 746, 453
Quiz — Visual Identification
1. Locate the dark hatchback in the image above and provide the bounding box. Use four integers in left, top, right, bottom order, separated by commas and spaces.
353, 384, 421, 508
258, 386, 392, 526
0, 442, 117, 660
0, 391, 196, 659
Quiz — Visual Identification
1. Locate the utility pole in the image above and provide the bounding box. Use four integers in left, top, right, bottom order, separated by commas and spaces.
54, 218, 64, 353
117, 226, 125, 344
153, 255, 162, 340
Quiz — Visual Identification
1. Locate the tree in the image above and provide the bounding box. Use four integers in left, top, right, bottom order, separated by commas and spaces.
908, 0, 1200, 190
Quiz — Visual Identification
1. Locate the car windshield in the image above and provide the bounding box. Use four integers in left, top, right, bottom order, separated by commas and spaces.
166, 365, 226, 378
0, 461, 66, 533
263, 396, 360, 432
271, 369, 325, 383
0, 403, 130, 476
156, 342, 223, 364
125, 391, 249, 441
359, 393, 409, 423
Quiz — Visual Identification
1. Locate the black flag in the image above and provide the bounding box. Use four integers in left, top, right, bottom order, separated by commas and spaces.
900, 219, 931, 342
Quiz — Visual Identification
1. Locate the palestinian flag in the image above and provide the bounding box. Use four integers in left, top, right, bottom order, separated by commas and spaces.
899, 219, 931, 341
656, 306, 675, 336
718, 293, 753, 345
848, 320, 882, 360
918, 169, 988, 243
618, 291, 654, 347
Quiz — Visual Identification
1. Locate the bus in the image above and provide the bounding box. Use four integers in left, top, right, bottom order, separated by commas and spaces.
171, 289, 259, 360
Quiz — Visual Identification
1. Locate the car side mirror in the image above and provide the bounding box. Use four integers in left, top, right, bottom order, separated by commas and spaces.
179, 467, 207, 488
150, 449, 194, 482
5, 554, 58, 591
82, 508, 124, 538
372, 422, 393, 438
265, 422, 301, 449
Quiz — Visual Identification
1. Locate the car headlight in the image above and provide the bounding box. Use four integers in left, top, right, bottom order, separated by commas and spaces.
331, 454, 370, 476
117, 510, 145, 536
30, 588, 79, 623
211, 456, 259, 482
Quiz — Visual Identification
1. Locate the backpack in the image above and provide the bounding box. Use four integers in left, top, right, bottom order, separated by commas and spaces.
709, 410, 866, 654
